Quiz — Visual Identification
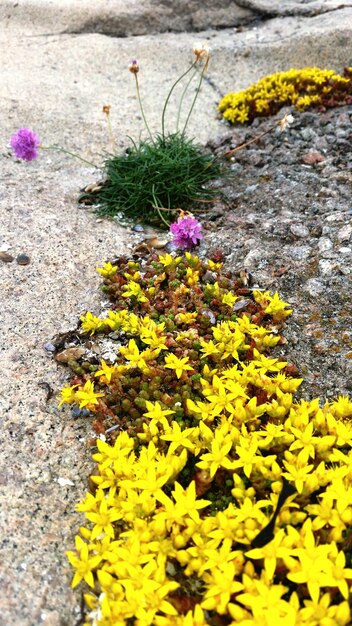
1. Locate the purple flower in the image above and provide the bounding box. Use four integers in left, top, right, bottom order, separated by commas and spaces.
170, 216, 203, 250
10, 128, 40, 161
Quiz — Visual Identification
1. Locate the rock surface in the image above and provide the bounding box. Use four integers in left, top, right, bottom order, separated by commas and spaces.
202, 104, 352, 400
0, 1, 352, 625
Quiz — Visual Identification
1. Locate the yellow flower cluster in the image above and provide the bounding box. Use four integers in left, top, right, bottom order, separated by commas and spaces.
218, 67, 351, 125
68, 393, 352, 625
62, 252, 352, 626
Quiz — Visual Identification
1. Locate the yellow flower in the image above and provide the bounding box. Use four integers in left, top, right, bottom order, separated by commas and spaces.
58, 384, 78, 407
251, 348, 287, 375
236, 580, 295, 625
320, 477, 352, 516
186, 267, 199, 285
201, 561, 244, 614
222, 291, 238, 307
199, 538, 244, 575
245, 528, 294, 580
187, 397, 220, 422
94, 359, 116, 383
86, 497, 122, 540
207, 259, 223, 271
105, 308, 130, 331
288, 421, 318, 462
212, 321, 247, 360
120, 338, 147, 369
122, 280, 148, 302
252, 290, 292, 318
196, 432, 234, 477
158, 253, 182, 267
204, 376, 248, 416
66, 536, 102, 588
164, 353, 194, 379
232, 435, 267, 479
161, 421, 198, 455
92, 432, 135, 471
80, 311, 105, 335
287, 553, 331, 603
306, 497, 342, 532
272, 372, 303, 394
185, 251, 200, 265
75, 380, 104, 408
199, 339, 220, 359
204, 281, 221, 297
175, 312, 198, 325
282, 456, 314, 494
219, 68, 349, 125
329, 395, 352, 419
124, 269, 141, 282
156, 481, 210, 526
299, 592, 350, 625
143, 401, 175, 434
76, 491, 103, 514
140, 329, 168, 351
286, 520, 334, 603
327, 549, 352, 599
96, 261, 118, 278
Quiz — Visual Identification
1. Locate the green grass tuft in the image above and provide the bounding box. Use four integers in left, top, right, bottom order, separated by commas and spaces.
85, 132, 222, 226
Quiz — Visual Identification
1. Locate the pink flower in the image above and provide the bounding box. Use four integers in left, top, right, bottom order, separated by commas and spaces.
10, 128, 40, 161
170, 217, 203, 250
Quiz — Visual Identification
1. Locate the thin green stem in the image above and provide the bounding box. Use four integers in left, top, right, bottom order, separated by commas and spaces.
155, 205, 171, 227
134, 74, 154, 144
151, 189, 172, 227
176, 67, 199, 133
182, 58, 209, 137
40, 145, 98, 168
161, 59, 198, 139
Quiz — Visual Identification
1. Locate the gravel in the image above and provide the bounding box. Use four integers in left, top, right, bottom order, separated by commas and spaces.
198, 104, 352, 401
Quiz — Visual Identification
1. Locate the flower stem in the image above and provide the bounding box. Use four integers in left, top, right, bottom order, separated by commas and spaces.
181, 57, 209, 137
176, 67, 199, 133
151, 190, 172, 227
223, 126, 274, 159
134, 74, 154, 144
161, 59, 198, 139
40, 145, 99, 168
155, 205, 171, 228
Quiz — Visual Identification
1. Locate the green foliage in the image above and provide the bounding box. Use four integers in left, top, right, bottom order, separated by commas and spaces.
83, 133, 221, 226
219, 66, 352, 125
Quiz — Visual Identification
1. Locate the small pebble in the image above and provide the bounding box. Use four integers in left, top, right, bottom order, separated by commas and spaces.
55, 346, 86, 363
57, 477, 74, 487
290, 223, 309, 238
132, 224, 145, 232
318, 259, 338, 276
303, 278, 325, 297
337, 224, 352, 242
43, 342, 56, 353
318, 237, 333, 254
0, 252, 14, 263
16, 253, 30, 265
244, 184, 260, 194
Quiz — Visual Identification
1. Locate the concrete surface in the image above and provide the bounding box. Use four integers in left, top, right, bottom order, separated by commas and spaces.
0, 1, 351, 624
